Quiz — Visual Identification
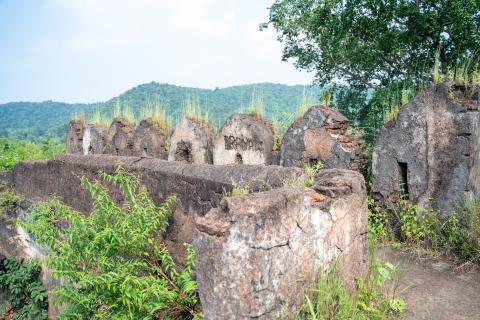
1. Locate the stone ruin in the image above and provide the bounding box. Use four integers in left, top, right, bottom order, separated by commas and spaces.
108, 118, 136, 156
213, 113, 275, 165
1, 155, 367, 319
280, 105, 367, 172
66, 119, 83, 154
373, 82, 480, 217
82, 124, 109, 155
195, 169, 367, 319
134, 118, 169, 158
168, 117, 214, 164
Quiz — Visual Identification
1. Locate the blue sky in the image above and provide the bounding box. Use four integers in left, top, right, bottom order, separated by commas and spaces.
0, 0, 313, 103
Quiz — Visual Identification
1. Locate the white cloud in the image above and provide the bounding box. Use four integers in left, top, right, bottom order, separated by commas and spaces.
1, 0, 313, 103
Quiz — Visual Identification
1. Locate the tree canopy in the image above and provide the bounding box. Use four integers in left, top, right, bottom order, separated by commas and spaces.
263, 0, 480, 87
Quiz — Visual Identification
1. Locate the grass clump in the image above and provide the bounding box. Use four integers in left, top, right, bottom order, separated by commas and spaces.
247, 89, 265, 119
140, 97, 172, 132
70, 111, 86, 125
283, 161, 324, 188
223, 180, 249, 198
296, 244, 404, 320
370, 193, 480, 262
182, 92, 210, 126
87, 108, 111, 126
20, 166, 200, 319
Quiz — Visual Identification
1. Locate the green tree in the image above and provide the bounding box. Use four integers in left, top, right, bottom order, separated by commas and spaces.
263, 0, 480, 87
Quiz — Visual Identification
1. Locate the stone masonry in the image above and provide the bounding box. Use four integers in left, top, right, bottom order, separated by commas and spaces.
213, 113, 275, 165
194, 169, 368, 319
372, 82, 480, 217
280, 105, 366, 173
168, 117, 214, 164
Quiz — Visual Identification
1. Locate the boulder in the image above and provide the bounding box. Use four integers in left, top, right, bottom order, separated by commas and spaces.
66, 120, 84, 154
168, 117, 214, 164
82, 124, 109, 155
372, 82, 480, 217
133, 118, 168, 158
213, 113, 274, 165
194, 169, 368, 319
108, 118, 136, 156
279, 105, 366, 172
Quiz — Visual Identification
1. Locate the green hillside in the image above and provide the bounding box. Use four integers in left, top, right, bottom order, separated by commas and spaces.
0, 82, 320, 143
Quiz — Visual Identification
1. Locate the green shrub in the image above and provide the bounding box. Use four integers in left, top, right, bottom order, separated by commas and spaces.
21, 166, 200, 319
0, 138, 64, 171
440, 197, 480, 260
296, 256, 404, 319
0, 257, 48, 320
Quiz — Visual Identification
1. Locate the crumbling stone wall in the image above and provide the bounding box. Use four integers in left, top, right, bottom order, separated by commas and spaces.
8, 155, 302, 261
82, 124, 109, 155
194, 169, 367, 319
108, 118, 136, 156
66, 120, 84, 154
213, 113, 274, 165
168, 117, 214, 164
280, 105, 366, 172
372, 82, 480, 217
133, 118, 168, 158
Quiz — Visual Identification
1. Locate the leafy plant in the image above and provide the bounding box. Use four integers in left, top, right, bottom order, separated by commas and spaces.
0, 257, 48, 320
0, 137, 64, 171
297, 258, 404, 319
21, 166, 200, 319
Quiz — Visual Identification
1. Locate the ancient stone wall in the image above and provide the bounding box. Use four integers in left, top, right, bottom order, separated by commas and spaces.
168, 117, 214, 164
82, 124, 109, 155
108, 118, 136, 156
133, 118, 168, 158
66, 120, 83, 154
194, 169, 367, 319
213, 113, 274, 165
372, 82, 480, 217
280, 105, 366, 172
8, 155, 302, 260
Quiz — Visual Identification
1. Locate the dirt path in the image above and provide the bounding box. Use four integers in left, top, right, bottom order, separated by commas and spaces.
378, 246, 480, 320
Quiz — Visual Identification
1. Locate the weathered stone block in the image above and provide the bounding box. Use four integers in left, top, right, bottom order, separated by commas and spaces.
213, 113, 274, 165
108, 118, 136, 156
66, 120, 84, 154
82, 124, 109, 155
168, 117, 214, 164
133, 118, 168, 158
8, 155, 303, 261
372, 83, 480, 217
194, 169, 368, 319
280, 105, 366, 173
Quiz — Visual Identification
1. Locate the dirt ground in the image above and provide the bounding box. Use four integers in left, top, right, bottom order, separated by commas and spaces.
378, 246, 480, 320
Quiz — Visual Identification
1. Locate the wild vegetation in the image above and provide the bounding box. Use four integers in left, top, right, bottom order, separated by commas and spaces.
0, 83, 321, 143
20, 166, 200, 319
0, 138, 65, 171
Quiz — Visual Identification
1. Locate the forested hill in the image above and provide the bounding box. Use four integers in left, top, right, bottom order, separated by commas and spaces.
0, 82, 319, 142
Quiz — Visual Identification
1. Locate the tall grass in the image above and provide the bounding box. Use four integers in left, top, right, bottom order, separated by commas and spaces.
139, 96, 171, 131
70, 111, 85, 125
297, 86, 316, 117
247, 89, 265, 119
88, 108, 110, 126
182, 92, 210, 126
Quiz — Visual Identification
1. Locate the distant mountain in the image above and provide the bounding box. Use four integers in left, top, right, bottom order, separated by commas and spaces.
0, 82, 320, 142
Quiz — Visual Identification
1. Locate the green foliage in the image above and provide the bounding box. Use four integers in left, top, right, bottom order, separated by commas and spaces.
0, 257, 48, 320
283, 161, 324, 188
21, 166, 200, 319
0, 137, 65, 171
370, 194, 480, 261
368, 198, 391, 243
296, 258, 404, 319
263, 0, 480, 88
223, 180, 249, 198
